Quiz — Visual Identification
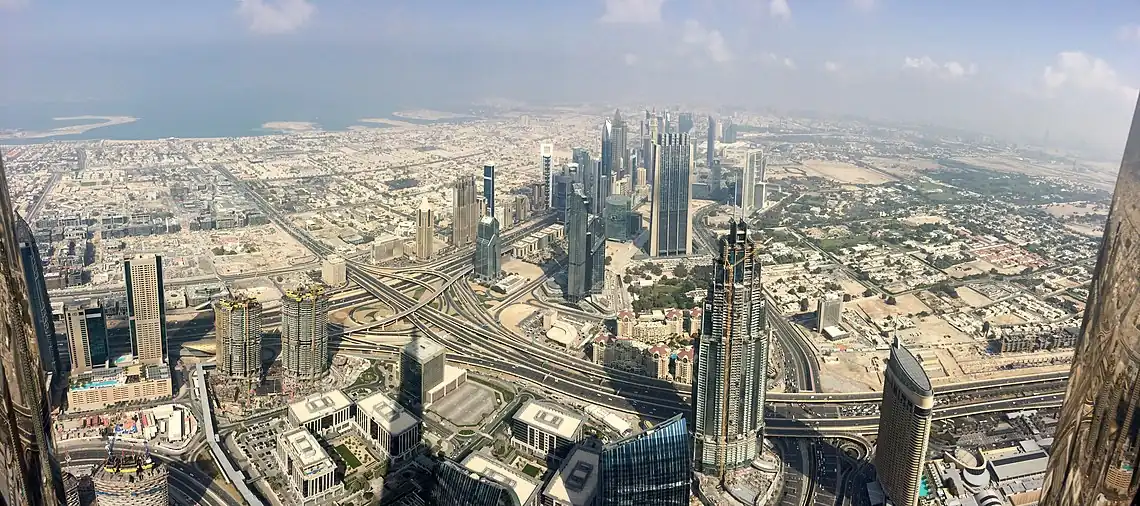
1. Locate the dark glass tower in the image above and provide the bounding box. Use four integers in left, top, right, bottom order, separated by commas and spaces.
588, 214, 606, 295
566, 185, 590, 301
599, 414, 690, 505
1039, 93, 1140, 505
483, 163, 496, 217
15, 217, 60, 380
0, 156, 62, 505
692, 220, 769, 475
649, 133, 694, 257
474, 216, 501, 282
552, 172, 572, 224
431, 459, 517, 506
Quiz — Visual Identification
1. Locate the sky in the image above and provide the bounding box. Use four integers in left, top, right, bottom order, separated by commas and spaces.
1, 0, 1138, 157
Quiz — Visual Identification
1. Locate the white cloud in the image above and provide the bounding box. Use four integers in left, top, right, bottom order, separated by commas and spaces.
783, 57, 796, 69
823, 61, 840, 73
903, 55, 976, 79
1043, 51, 1137, 102
0, 0, 29, 10
624, 53, 639, 66
1117, 24, 1140, 42
599, 0, 665, 24
769, 0, 791, 22
681, 20, 732, 63
237, 0, 315, 34
850, 0, 876, 11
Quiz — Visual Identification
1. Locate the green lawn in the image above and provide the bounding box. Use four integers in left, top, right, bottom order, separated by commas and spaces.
335, 444, 362, 469
521, 464, 543, 478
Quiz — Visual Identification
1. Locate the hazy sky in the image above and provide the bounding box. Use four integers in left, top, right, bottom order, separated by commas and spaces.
1, 0, 1138, 157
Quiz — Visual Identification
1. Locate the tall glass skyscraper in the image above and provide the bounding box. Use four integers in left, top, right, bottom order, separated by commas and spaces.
474, 216, 501, 282
1039, 93, 1140, 505
15, 217, 59, 380
649, 133, 694, 257
566, 184, 590, 301
873, 337, 933, 506
599, 414, 690, 505
431, 459, 517, 506
483, 163, 496, 217
280, 285, 331, 380
692, 220, 770, 475
0, 156, 62, 505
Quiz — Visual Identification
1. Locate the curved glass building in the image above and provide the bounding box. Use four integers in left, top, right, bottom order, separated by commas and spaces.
874, 337, 934, 506
1039, 94, 1140, 505
599, 414, 690, 505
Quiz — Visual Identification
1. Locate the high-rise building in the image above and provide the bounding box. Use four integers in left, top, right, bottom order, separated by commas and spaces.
1039, 93, 1140, 506
91, 454, 169, 506
605, 110, 629, 181
62, 300, 109, 373
280, 285, 331, 380
604, 195, 638, 242
496, 198, 515, 230
552, 171, 573, 224
599, 414, 690, 505
399, 337, 446, 413
483, 163, 496, 216
541, 143, 554, 209
0, 155, 63, 506
417, 198, 434, 260
431, 458, 518, 506
588, 214, 606, 295
706, 115, 717, 176
742, 150, 766, 214
816, 293, 843, 331
566, 185, 591, 302
515, 194, 530, 223
321, 254, 346, 286
692, 220, 770, 474
678, 112, 694, 135
721, 118, 736, 143
474, 217, 501, 282
573, 148, 593, 208
874, 337, 934, 506
278, 427, 343, 504
124, 254, 167, 365
451, 175, 479, 247
16, 217, 59, 381
649, 133, 694, 257
214, 296, 263, 381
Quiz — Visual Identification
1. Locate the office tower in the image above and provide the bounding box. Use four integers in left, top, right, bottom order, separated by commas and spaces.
613, 110, 629, 178
573, 148, 593, 207
0, 156, 62, 506
592, 161, 606, 215
649, 133, 695, 257
1039, 93, 1140, 506
451, 175, 479, 247
321, 254, 346, 286
874, 337, 934, 506
692, 220, 770, 474
816, 293, 843, 331
474, 217, 501, 282
214, 296, 263, 381
399, 337, 446, 410
599, 414, 690, 505
278, 427, 343, 504
722, 118, 736, 143
541, 143, 554, 209
476, 196, 488, 219
62, 300, 109, 373
742, 150, 766, 214
566, 185, 591, 302
417, 198, 434, 260
588, 215, 606, 295
16, 217, 59, 380
483, 163, 496, 216
600, 112, 627, 208
432, 458, 517, 506
496, 198, 515, 230
605, 195, 637, 242
706, 115, 716, 171
514, 194, 530, 222
552, 171, 573, 224
280, 285, 331, 380
124, 254, 167, 365
92, 454, 169, 506
62, 473, 79, 506
678, 112, 694, 134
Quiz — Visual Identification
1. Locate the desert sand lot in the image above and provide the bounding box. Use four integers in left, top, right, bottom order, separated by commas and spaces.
502, 259, 544, 280
1040, 202, 1108, 217
498, 303, 538, 331
901, 215, 948, 226
796, 160, 897, 185
955, 286, 993, 307
862, 157, 940, 179
210, 225, 314, 276
261, 121, 320, 133
855, 294, 932, 319
952, 156, 1118, 190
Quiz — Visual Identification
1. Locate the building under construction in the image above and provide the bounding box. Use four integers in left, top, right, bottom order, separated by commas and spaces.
92, 453, 169, 506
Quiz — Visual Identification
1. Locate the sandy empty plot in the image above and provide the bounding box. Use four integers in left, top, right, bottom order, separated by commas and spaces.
988, 313, 1027, 326
912, 316, 974, 345
955, 286, 992, 307
798, 160, 896, 185
862, 157, 939, 179
902, 215, 948, 226
1040, 202, 1106, 218
944, 262, 987, 279
503, 259, 544, 280
498, 303, 538, 330
857, 294, 933, 319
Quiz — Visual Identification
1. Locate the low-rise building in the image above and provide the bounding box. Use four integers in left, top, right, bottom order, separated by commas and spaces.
277, 426, 343, 506
66, 364, 172, 413
322, 255, 347, 286
354, 391, 422, 464
287, 389, 354, 436
615, 310, 684, 344
511, 400, 585, 461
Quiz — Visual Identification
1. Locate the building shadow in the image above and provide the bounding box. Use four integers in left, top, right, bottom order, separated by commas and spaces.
762, 408, 867, 505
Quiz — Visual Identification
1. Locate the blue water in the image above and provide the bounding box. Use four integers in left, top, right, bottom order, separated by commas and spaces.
74, 379, 119, 391
919, 477, 931, 497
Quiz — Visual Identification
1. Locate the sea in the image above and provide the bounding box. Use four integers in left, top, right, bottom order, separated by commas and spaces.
0, 89, 476, 144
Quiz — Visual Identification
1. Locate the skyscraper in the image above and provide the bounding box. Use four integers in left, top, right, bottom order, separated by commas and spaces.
599, 414, 691, 505
588, 214, 606, 295
16, 217, 59, 380
706, 115, 717, 179
649, 133, 694, 257
124, 254, 167, 365
474, 217, 501, 282
541, 143, 554, 209
692, 220, 770, 475
91, 454, 169, 506
62, 300, 109, 373
742, 150, 766, 215
678, 112, 694, 135
566, 185, 591, 302
280, 285, 331, 380
1039, 92, 1140, 506
431, 458, 517, 506
873, 337, 934, 506
721, 118, 736, 143
0, 155, 62, 505
574, 148, 593, 210
451, 175, 479, 247
552, 170, 573, 224
417, 198, 434, 260
214, 296, 263, 381
483, 163, 496, 216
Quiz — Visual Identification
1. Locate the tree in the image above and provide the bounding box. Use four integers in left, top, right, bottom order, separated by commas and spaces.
622, 274, 633, 284
862, 288, 874, 297
672, 264, 689, 278
886, 296, 898, 305
605, 255, 613, 266
799, 298, 810, 312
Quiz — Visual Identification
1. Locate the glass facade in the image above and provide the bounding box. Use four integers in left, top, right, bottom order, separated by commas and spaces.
431, 459, 517, 506
16, 216, 59, 377
604, 195, 635, 242
1039, 94, 1140, 505
649, 133, 694, 257
566, 185, 590, 301
474, 217, 501, 282
600, 414, 691, 505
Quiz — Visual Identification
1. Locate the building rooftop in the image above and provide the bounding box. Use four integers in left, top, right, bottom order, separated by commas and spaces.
889, 337, 933, 397
280, 427, 336, 472
288, 389, 352, 425
513, 400, 585, 440
403, 337, 446, 364
989, 450, 1049, 482
283, 284, 326, 302
355, 391, 420, 435
93, 454, 166, 484
543, 446, 600, 505
462, 452, 539, 505
215, 296, 261, 312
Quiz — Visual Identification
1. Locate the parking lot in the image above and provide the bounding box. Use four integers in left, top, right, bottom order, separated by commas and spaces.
236, 419, 287, 480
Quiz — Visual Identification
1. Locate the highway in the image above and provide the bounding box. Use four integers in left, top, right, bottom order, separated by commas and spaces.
60, 445, 239, 506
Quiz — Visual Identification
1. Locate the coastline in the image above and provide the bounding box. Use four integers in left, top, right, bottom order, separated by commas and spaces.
0, 115, 139, 140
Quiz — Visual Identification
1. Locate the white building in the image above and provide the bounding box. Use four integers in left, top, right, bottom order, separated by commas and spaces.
511, 400, 585, 461
288, 389, 353, 436
277, 427, 343, 506
463, 452, 541, 506
354, 391, 422, 464
541, 445, 600, 506
322, 255, 347, 287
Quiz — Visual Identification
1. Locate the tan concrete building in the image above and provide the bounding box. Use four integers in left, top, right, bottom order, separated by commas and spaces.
874, 338, 934, 506
62, 300, 109, 373
124, 254, 168, 365
66, 363, 173, 413
281, 285, 331, 380
417, 198, 434, 260
278, 427, 343, 505
321, 254, 347, 286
